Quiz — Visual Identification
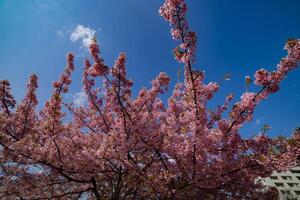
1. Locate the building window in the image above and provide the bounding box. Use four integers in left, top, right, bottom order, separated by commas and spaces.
287, 183, 298, 187
281, 190, 291, 194
275, 182, 284, 187
290, 170, 300, 174
282, 176, 292, 180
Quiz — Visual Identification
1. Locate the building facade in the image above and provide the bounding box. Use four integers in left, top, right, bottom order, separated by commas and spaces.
260, 167, 300, 200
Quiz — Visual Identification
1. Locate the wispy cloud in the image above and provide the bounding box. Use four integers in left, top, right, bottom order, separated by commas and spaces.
73, 90, 88, 107
70, 25, 96, 49
255, 118, 261, 126
56, 30, 64, 37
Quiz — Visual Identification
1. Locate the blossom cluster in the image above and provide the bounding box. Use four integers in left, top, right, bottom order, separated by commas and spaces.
0, 1, 299, 199
159, 0, 197, 64
88, 39, 109, 77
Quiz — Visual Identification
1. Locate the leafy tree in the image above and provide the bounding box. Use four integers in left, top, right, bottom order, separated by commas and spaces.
0, 0, 299, 199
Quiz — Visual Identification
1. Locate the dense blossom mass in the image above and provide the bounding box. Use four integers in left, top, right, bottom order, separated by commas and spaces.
0, 0, 300, 199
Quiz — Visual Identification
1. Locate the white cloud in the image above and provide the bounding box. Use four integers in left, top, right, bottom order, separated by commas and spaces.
255, 118, 261, 126
73, 90, 88, 107
56, 30, 64, 37
70, 25, 96, 49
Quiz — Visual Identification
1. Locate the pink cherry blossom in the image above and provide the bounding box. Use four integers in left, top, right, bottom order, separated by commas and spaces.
0, 1, 299, 199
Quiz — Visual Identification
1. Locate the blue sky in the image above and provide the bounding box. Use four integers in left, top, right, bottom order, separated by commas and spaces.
0, 0, 299, 138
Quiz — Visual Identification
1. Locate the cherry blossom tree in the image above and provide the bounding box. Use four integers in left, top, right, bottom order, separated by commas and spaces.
1, 0, 300, 199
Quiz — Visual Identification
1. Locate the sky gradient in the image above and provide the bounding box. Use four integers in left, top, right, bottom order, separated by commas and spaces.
0, 0, 299, 138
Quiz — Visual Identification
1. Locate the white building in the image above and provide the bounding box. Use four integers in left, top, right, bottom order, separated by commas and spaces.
259, 167, 300, 200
